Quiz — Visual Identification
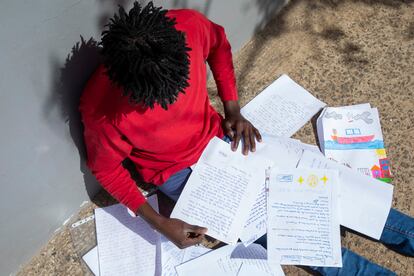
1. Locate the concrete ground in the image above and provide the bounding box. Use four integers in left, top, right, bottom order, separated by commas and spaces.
18, 0, 413, 275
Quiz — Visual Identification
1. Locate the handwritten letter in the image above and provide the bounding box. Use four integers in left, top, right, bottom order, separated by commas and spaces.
171, 137, 272, 244
298, 150, 393, 239
240, 136, 322, 246
94, 195, 160, 276
241, 74, 326, 137
267, 168, 342, 267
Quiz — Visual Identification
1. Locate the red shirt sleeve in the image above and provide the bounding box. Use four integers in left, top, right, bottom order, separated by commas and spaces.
196, 11, 238, 102
82, 118, 147, 213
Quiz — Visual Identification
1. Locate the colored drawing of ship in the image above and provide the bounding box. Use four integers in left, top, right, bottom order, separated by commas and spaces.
331, 128, 374, 144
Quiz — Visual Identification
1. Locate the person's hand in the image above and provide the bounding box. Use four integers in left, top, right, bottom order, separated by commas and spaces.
158, 217, 207, 249
223, 101, 262, 155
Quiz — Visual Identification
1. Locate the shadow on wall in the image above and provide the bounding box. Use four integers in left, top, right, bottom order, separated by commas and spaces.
97, 0, 131, 29
96, 0, 213, 29
44, 0, 286, 202
170, 0, 213, 15
46, 37, 102, 199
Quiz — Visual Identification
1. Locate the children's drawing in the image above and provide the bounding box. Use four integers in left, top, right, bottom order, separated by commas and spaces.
370, 157, 392, 183
331, 128, 374, 144
345, 111, 374, 124
353, 111, 374, 124
321, 105, 392, 183
324, 111, 342, 120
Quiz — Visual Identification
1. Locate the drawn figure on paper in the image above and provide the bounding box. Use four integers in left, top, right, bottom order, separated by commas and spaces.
345, 111, 374, 124
375, 148, 387, 159
331, 128, 375, 144
325, 111, 342, 120
307, 174, 319, 188
353, 111, 374, 124
320, 175, 329, 185
277, 174, 293, 182
370, 158, 392, 183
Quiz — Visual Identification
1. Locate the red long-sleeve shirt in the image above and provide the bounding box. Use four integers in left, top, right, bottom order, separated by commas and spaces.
80, 9, 238, 213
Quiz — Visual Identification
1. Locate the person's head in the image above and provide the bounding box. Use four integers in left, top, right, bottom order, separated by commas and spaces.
100, 1, 190, 110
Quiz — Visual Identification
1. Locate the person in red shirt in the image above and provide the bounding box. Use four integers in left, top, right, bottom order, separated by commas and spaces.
80, 2, 261, 248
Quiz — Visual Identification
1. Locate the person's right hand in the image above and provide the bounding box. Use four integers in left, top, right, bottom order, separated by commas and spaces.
158, 217, 208, 249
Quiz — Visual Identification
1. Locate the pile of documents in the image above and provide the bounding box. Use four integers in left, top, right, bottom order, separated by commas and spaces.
83, 75, 394, 275
84, 195, 284, 276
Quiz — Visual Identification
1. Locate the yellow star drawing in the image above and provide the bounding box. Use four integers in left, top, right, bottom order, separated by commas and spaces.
297, 176, 304, 184
321, 175, 329, 185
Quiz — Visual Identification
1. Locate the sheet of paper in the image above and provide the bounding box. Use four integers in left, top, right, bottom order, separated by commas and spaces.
298, 142, 323, 155
241, 74, 326, 137
237, 263, 278, 276
239, 135, 319, 246
159, 235, 211, 276
160, 236, 185, 276
176, 243, 284, 276
267, 168, 342, 267
317, 104, 371, 153
82, 246, 100, 276
95, 195, 160, 276
181, 246, 211, 263
238, 175, 268, 246
171, 137, 272, 244
297, 150, 393, 239
320, 106, 392, 183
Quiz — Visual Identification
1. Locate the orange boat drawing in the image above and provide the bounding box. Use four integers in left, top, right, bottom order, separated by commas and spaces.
331, 128, 375, 144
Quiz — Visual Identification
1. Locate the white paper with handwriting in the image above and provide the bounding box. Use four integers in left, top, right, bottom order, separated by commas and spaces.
94, 195, 160, 276
239, 136, 322, 246
297, 150, 393, 239
241, 74, 326, 137
171, 137, 272, 244
267, 168, 342, 267
176, 243, 284, 276
159, 236, 211, 276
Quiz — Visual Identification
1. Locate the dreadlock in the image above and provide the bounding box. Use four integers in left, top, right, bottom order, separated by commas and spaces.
100, 1, 191, 110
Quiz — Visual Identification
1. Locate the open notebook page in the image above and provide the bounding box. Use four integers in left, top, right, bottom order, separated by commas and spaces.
94, 195, 159, 276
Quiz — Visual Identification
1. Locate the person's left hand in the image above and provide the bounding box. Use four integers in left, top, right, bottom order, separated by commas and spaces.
222, 101, 262, 155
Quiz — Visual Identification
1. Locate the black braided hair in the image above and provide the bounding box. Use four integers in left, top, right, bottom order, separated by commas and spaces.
100, 1, 191, 110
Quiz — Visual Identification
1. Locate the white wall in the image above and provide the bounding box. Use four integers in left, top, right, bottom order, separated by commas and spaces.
0, 0, 285, 274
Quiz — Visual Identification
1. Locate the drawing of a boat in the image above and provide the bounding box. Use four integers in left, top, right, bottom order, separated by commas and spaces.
331, 128, 375, 144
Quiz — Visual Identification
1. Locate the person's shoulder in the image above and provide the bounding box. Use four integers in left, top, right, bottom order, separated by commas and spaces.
79, 64, 121, 123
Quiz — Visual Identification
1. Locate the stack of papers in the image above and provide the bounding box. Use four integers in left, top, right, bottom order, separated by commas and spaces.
317, 104, 392, 182
85, 195, 225, 275
171, 137, 273, 245
85, 195, 285, 275
175, 243, 284, 276
81, 74, 395, 274
297, 151, 393, 239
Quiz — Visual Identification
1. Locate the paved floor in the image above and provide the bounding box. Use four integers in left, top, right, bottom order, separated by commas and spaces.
18, 0, 414, 275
